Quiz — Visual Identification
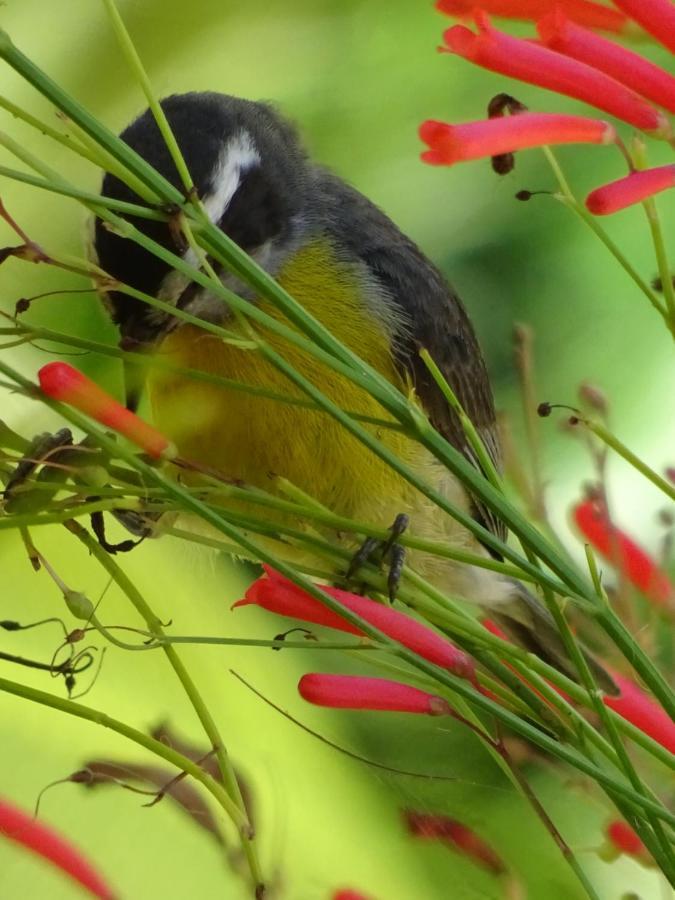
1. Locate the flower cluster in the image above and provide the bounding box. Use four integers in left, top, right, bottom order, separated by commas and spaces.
422, 3, 675, 215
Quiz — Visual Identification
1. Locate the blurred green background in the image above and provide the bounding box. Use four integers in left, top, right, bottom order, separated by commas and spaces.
0, 1, 671, 898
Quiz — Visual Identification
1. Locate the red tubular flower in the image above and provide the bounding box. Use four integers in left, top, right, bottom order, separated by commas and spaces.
404, 810, 506, 874
604, 671, 675, 753
38, 362, 176, 460
572, 499, 674, 609
0, 799, 116, 899
298, 674, 452, 715
420, 113, 615, 165
606, 820, 644, 857
436, 0, 628, 33
585, 165, 675, 214
234, 567, 477, 683
538, 10, 675, 114
611, 0, 675, 55
442, 12, 670, 135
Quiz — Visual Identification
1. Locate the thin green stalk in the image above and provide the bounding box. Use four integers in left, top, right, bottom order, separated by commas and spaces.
542, 147, 672, 332
643, 194, 675, 326
63, 519, 264, 893
0, 674, 249, 829
0, 164, 167, 220
101, 0, 196, 197
419, 348, 502, 489
581, 417, 675, 503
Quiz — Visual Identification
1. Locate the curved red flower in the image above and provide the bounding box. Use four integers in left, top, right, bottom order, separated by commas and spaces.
420, 113, 615, 165
611, 0, 675, 55
436, 0, 628, 33
404, 810, 506, 874
234, 567, 477, 683
586, 165, 675, 215
298, 673, 453, 715
572, 499, 674, 609
0, 799, 116, 899
539, 9, 675, 114
604, 671, 675, 754
442, 12, 670, 135
39, 362, 176, 460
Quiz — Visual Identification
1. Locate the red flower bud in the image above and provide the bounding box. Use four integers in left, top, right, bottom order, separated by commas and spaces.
572, 499, 674, 608
604, 671, 675, 754
0, 798, 116, 899
539, 10, 675, 114
420, 113, 615, 165
235, 567, 477, 683
436, 0, 628, 33
298, 674, 452, 715
611, 0, 675, 55
606, 820, 644, 857
404, 810, 506, 874
586, 165, 675, 215
38, 362, 176, 459
442, 12, 670, 135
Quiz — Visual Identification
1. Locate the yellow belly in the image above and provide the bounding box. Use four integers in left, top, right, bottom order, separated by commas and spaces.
148, 238, 494, 598
149, 239, 420, 518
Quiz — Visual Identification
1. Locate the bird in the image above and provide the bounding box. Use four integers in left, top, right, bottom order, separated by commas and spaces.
91, 91, 615, 693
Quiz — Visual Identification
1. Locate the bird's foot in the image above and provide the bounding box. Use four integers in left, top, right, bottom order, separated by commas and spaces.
345, 513, 409, 602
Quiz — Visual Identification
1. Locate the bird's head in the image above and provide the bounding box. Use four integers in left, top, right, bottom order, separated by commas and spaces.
92, 92, 310, 349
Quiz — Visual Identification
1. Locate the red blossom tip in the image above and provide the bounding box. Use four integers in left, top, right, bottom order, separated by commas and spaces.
442, 14, 670, 136
585, 165, 675, 215
419, 113, 615, 166
604, 671, 675, 754
235, 568, 477, 682
298, 674, 452, 715
404, 810, 506, 874
38, 362, 176, 460
435, 0, 628, 33
611, 0, 675, 55
606, 820, 644, 857
0, 799, 116, 899
538, 10, 675, 115
572, 499, 675, 608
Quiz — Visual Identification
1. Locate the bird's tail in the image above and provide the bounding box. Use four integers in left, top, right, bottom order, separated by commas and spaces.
493, 580, 619, 696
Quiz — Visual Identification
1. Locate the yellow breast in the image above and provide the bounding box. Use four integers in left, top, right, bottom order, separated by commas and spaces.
149, 238, 417, 517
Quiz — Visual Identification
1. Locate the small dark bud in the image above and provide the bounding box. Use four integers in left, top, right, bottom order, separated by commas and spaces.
515, 190, 533, 201
537, 402, 552, 418
579, 381, 609, 415
15, 297, 31, 314
491, 152, 515, 175
658, 508, 674, 527
487, 93, 528, 118
0, 620, 21, 631
569, 415, 580, 426
67, 628, 86, 643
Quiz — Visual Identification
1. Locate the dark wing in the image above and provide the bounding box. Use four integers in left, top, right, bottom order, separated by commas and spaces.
314, 169, 506, 548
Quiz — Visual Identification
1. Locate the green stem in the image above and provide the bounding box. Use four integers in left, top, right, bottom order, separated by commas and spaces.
542, 147, 672, 334
63, 519, 264, 894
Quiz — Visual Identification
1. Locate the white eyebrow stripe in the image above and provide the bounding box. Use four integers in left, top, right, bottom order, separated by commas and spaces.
156, 130, 260, 303
202, 130, 261, 225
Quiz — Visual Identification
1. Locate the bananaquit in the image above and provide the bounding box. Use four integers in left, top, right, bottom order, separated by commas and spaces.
92, 92, 615, 692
